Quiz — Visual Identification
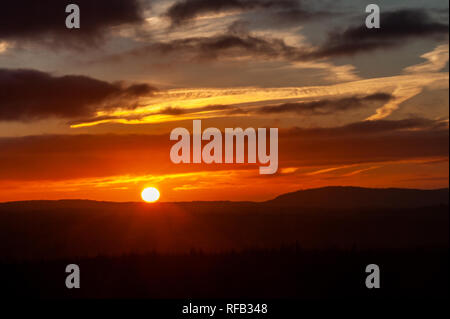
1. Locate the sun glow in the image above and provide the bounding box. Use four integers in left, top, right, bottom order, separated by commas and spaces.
141, 187, 160, 203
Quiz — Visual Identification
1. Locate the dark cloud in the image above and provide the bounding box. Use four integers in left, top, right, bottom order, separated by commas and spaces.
119, 8, 447, 65
165, 0, 318, 27
280, 118, 449, 167
151, 32, 296, 60
255, 93, 392, 115
285, 118, 449, 138
0, 68, 158, 122
0, 0, 145, 47
311, 9, 449, 58
158, 105, 230, 115
0, 118, 447, 180
0, 133, 172, 180
94, 25, 300, 63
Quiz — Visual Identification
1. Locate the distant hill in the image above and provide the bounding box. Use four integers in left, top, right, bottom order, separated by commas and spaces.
0, 187, 448, 260
267, 186, 449, 208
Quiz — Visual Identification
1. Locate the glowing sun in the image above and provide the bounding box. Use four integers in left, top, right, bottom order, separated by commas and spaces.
141, 187, 160, 203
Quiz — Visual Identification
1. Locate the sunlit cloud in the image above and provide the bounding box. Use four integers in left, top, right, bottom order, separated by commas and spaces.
280, 167, 299, 174
366, 86, 423, 121
305, 165, 356, 176
70, 71, 448, 127
404, 44, 449, 74
0, 41, 10, 54
341, 166, 381, 177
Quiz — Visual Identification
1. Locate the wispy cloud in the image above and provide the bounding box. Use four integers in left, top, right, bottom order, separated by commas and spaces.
404, 43, 449, 74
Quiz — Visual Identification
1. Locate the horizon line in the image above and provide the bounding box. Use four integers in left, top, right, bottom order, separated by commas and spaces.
1, 185, 448, 205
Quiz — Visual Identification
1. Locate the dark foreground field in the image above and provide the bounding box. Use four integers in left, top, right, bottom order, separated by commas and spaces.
0, 187, 448, 298
1, 247, 448, 299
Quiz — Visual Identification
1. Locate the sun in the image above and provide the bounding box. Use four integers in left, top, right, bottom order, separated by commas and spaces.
141, 187, 160, 203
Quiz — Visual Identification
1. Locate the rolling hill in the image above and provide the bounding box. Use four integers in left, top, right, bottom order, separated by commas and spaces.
0, 187, 448, 260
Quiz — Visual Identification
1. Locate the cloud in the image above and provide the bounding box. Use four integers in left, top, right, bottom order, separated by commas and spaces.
0, 0, 145, 48
366, 86, 423, 121
280, 118, 449, 167
67, 69, 447, 128
0, 68, 158, 122
0, 118, 447, 181
151, 31, 298, 61
116, 8, 448, 67
287, 118, 448, 137
165, 0, 320, 27
127, 21, 302, 62
404, 44, 449, 74
255, 93, 392, 115
69, 92, 392, 126
0, 41, 10, 54
157, 104, 231, 115
311, 9, 449, 58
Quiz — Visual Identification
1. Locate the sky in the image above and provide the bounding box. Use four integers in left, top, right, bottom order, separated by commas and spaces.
0, 0, 448, 202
